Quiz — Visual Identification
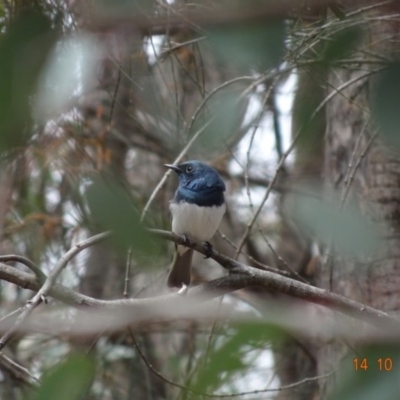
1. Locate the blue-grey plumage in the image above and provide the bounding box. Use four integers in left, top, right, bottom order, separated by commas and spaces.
165, 160, 226, 288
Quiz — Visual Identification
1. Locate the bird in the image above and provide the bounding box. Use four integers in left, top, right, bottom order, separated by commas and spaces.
165, 160, 226, 288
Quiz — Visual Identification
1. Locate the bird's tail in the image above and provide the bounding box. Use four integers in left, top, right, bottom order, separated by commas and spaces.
167, 248, 193, 288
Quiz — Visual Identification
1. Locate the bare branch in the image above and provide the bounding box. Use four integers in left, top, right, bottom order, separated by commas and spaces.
0, 354, 39, 387
0, 231, 111, 351
0, 255, 46, 282
151, 229, 399, 329
0, 230, 398, 337
88, 0, 394, 35
130, 326, 338, 398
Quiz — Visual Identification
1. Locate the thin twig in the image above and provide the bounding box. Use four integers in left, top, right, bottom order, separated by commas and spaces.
0, 255, 45, 282
130, 326, 339, 397
235, 126, 302, 259
0, 230, 399, 332
108, 66, 121, 126
239, 82, 306, 281
132, 270, 169, 298
0, 353, 39, 387
0, 307, 24, 324
141, 77, 257, 223
341, 117, 371, 206
313, 69, 381, 117
341, 130, 378, 207
140, 118, 213, 222
91, 0, 394, 35
150, 229, 400, 329
0, 231, 111, 351
124, 247, 132, 298
217, 230, 291, 276
160, 36, 206, 59
141, 63, 318, 222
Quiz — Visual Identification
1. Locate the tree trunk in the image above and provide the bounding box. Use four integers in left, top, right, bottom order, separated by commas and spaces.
318, 4, 400, 397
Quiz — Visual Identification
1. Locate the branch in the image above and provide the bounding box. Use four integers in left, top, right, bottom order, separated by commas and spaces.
88, 0, 393, 35
130, 326, 338, 399
149, 229, 400, 329
0, 354, 39, 387
0, 231, 111, 351
0, 230, 399, 337
0, 255, 45, 282
140, 75, 255, 222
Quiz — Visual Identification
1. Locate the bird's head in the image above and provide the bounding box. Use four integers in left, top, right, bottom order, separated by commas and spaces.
165, 160, 225, 192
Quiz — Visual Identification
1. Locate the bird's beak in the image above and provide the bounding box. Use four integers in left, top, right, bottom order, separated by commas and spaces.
164, 164, 181, 174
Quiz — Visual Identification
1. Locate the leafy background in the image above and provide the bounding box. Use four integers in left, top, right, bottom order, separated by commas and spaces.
0, 1, 399, 399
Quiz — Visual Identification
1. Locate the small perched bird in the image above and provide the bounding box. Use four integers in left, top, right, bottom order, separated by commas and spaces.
165, 160, 226, 288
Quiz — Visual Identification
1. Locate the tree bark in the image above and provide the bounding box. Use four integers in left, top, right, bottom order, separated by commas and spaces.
318, 4, 400, 397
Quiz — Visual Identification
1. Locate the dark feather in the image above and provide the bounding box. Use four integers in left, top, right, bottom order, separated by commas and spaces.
167, 248, 193, 288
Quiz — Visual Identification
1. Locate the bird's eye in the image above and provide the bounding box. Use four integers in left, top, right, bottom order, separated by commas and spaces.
186, 165, 193, 173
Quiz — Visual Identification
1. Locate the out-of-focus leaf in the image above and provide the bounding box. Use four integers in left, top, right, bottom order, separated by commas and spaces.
371, 63, 400, 147
321, 26, 362, 64
191, 88, 247, 156
329, 4, 346, 20
331, 345, 400, 400
35, 36, 100, 120
191, 322, 284, 394
31, 354, 95, 400
292, 72, 326, 152
86, 177, 160, 256
287, 190, 381, 256
208, 21, 285, 73
0, 10, 56, 152
95, 0, 155, 17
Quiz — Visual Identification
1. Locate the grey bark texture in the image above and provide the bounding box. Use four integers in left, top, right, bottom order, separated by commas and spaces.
318, 4, 400, 397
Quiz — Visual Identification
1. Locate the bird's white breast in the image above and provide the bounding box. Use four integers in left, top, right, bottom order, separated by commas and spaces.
170, 202, 226, 243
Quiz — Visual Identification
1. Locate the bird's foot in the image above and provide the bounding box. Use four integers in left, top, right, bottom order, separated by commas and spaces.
178, 283, 188, 296
181, 234, 190, 246
204, 241, 213, 259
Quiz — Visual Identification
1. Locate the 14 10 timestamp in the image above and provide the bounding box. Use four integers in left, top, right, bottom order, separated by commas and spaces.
353, 358, 393, 371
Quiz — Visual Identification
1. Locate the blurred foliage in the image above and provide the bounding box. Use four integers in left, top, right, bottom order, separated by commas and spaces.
331, 345, 400, 400
371, 62, 400, 147
294, 25, 362, 154
95, 0, 155, 17
191, 88, 248, 153
190, 322, 285, 396
36, 36, 99, 120
321, 26, 362, 65
0, 10, 56, 152
208, 20, 285, 73
0, 1, 397, 400
292, 66, 326, 154
86, 177, 161, 258
30, 354, 95, 400
287, 189, 382, 257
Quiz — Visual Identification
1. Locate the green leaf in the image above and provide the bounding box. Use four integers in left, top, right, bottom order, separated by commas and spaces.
0, 10, 56, 152
31, 354, 95, 400
191, 88, 247, 155
287, 190, 382, 256
331, 345, 400, 400
86, 177, 160, 256
36, 36, 99, 120
292, 72, 326, 152
321, 26, 362, 64
191, 322, 284, 395
371, 63, 400, 147
95, 0, 155, 17
208, 20, 285, 73
329, 4, 346, 20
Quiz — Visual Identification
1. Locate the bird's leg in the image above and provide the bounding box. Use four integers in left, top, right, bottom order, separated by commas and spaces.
178, 283, 188, 295
204, 241, 213, 259
181, 234, 190, 246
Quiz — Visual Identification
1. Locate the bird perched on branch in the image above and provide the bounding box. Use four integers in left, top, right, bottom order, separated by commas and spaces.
165, 160, 226, 289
